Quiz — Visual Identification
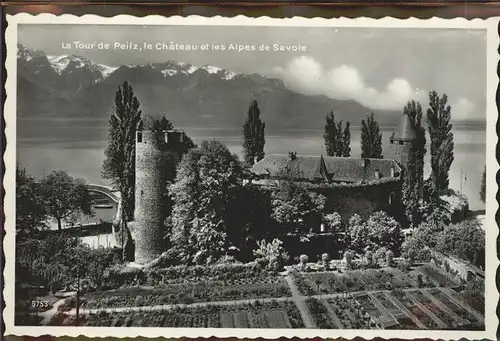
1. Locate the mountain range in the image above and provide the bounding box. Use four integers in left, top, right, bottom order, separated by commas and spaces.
17, 44, 403, 133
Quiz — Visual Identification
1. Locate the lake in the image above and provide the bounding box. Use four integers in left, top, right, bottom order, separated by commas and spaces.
17, 124, 487, 211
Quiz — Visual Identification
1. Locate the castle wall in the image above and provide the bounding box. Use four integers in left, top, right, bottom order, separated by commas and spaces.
388, 140, 412, 171
311, 180, 402, 223
134, 131, 172, 264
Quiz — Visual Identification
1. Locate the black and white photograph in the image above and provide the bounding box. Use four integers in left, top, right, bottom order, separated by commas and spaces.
4, 14, 497, 339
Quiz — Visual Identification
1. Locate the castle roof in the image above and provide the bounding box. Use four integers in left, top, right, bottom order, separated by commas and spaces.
392, 113, 417, 141
251, 154, 401, 183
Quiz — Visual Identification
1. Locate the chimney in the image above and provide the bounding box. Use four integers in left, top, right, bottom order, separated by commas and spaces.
374, 169, 380, 179
390, 167, 395, 177
288, 151, 297, 161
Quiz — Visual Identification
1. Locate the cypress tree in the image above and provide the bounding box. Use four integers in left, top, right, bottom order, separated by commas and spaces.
402, 100, 427, 226
361, 112, 383, 159
102, 81, 142, 260
480, 166, 486, 203
242, 100, 266, 166
324, 111, 337, 157
323, 111, 350, 157
427, 91, 454, 194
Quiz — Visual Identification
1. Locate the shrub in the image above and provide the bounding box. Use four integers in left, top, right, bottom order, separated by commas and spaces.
386, 250, 395, 267
321, 253, 330, 270
365, 250, 373, 267
323, 212, 342, 232
253, 238, 290, 271
344, 251, 354, 270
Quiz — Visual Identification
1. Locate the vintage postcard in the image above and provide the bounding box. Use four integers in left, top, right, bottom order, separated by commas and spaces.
3, 13, 499, 339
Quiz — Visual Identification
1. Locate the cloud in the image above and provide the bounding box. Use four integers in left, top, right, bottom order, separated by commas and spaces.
452, 98, 477, 121
275, 56, 428, 111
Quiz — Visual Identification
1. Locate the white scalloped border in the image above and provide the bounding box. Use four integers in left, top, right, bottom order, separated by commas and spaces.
3, 13, 499, 340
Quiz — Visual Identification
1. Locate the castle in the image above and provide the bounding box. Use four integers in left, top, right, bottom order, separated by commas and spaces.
129, 112, 418, 264
250, 112, 418, 223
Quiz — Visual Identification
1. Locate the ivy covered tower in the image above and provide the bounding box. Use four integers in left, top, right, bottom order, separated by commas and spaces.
389, 112, 417, 172
134, 129, 185, 264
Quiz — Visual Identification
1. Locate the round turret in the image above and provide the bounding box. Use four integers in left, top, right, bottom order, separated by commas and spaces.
389, 113, 417, 170
134, 130, 171, 264
391, 113, 417, 142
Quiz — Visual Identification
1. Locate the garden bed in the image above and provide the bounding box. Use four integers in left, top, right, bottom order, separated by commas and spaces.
305, 298, 336, 329
84, 300, 304, 328
325, 297, 373, 329
410, 290, 456, 329
84, 277, 290, 308
427, 288, 481, 328
295, 268, 421, 296
389, 290, 439, 329
417, 264, 460, 288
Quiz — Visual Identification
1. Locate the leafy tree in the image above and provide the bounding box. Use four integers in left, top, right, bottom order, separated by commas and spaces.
169, 140, 244, 264
361, 113, 383, 158
16, 166, 47, 235
480, 166, 486, 203
401, 222, 440, 262
435, 219, 485, 265
102, 82, 142, 221
323, 111, 351, 157
421, 178, 451, 227
364, 211, 403, 252
347, 211, 403, 253
271, 181, 325, 233
402, 101, 427, 226
346, 214, 369, 253
242, 100, 266, 166
427, 91, 454, 194
40, 171, 93, 231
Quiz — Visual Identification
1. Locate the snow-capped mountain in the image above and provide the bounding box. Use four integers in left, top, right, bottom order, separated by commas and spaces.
46, 54, 118, 79
17, 44, 396, 131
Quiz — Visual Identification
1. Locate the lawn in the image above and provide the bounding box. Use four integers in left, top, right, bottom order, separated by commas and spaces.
83, 300, 304, 328
84, 277, 291, 308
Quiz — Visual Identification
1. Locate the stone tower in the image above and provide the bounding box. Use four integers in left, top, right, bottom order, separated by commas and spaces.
389, 112, 417, 172
134, 129, 185, 264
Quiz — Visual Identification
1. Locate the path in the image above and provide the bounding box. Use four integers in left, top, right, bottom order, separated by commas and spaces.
38, 298, 68, 326
284, 275, 316, 328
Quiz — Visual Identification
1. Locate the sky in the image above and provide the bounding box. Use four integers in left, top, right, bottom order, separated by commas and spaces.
18, 24, 487, 121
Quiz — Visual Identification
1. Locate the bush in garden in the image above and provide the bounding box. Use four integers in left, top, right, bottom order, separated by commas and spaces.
323, 212, 342, 232
253, 238, 290, 271
386, 250, 395, 267
373, 247, 388, 267
299, 254, 309, 270
344, 251, 354, 270
364, 250, 373, 268
346, 211, 403, 253
321, 253, 330, 270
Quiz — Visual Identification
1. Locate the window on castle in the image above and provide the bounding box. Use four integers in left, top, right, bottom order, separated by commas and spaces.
399, 141, 404, 145
137, 132, 143, 143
